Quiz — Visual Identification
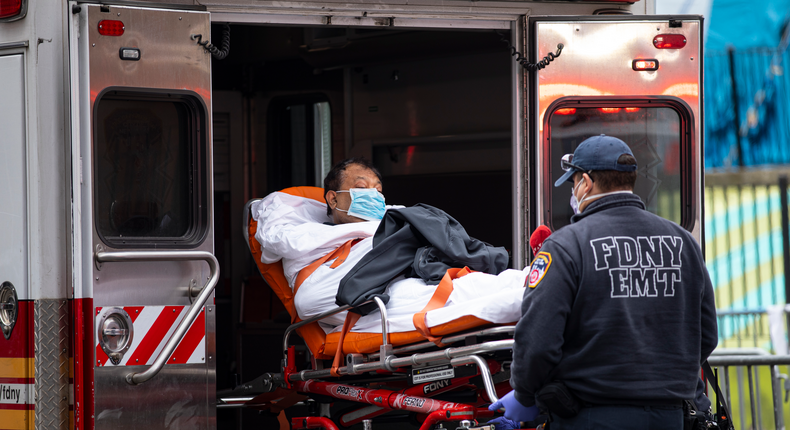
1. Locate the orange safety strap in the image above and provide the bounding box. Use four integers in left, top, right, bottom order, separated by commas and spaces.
293, 239, 361, 295
330, 311, 361, 377
412, 267, 473, 346
277, 411, 290, 430
292, 238, 362, 375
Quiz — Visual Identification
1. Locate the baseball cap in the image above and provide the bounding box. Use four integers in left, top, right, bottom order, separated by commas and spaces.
553, 134, 638, 187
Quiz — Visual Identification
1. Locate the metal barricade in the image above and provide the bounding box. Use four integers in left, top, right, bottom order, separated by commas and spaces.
708, 352, 790, 430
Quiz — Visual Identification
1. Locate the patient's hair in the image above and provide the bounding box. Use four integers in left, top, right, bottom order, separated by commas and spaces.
324, 157, 383, 216
575, 154, 638, 191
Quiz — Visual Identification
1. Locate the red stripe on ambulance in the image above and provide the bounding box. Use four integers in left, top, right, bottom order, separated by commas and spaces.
125, 306, 144, 323
95, 305, 206, 367
125, 306, 182, 365
168, 310, 205, 364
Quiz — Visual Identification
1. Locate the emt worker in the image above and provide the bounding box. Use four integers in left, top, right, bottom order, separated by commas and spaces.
490, 135, 718, 429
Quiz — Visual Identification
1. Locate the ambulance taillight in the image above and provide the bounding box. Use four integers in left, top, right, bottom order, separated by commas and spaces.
653, 34, 687, 49
632, 59, 659, 71
98, 19, 125, 36
0, 0, 25, 21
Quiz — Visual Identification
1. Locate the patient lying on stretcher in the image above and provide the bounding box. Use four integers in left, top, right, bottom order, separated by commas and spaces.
252, 158, 529, 336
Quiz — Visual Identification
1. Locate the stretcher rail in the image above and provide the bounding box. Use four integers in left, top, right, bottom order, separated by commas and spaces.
289, 339, 514, 381
450, 355, 499, 402
216, 396, 256, 408
282, 298, 390, 354
368, 326, 515, 360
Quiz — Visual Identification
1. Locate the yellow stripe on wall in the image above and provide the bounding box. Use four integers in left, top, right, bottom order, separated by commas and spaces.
0, 410, 34, 430
0, 358, 34, 379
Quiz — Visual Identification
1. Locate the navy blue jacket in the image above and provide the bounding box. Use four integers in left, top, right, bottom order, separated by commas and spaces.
511, 194, 718, 407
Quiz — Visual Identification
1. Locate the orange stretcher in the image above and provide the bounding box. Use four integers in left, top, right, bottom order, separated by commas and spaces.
228, 186, 530, 430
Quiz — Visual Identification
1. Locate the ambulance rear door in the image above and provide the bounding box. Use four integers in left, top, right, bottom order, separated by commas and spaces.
527, 16, 703, 254
68, 4, 216, 429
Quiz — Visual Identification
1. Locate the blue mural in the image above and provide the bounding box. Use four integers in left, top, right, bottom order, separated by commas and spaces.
704, 0, 790, 168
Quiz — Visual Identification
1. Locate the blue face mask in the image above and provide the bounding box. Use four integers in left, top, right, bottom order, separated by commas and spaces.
336, 188, 386, 221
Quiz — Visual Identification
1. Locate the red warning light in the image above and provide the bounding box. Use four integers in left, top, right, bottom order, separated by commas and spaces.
555, 108, 577, 115
624, 107, 641, 113
653, 34, 687, 49
632, 59, 659, 71
98, 20, 125, 36
0, 0, 23, 19
599, 108, 621, 114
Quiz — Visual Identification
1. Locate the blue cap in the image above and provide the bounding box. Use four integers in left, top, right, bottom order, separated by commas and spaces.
553, 134, 638, 187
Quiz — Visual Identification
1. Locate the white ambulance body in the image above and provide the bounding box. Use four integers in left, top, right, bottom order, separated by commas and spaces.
0, 0, 706, 428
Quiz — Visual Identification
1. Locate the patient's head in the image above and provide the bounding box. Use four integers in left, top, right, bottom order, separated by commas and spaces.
324, 157, 383, 224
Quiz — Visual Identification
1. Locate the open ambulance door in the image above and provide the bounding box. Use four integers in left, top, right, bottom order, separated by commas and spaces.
526, 16, 703, 257
68, 4, 216, 429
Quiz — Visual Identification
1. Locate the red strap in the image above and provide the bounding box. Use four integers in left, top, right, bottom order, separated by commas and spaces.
294, 239, 361, 295
412, 267, 473, 346
330, 311, 361, 377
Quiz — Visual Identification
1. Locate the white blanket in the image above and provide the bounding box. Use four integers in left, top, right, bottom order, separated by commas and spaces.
253, 192, 527, 334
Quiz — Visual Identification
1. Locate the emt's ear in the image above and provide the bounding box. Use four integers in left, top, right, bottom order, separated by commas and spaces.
326, 190, 338, 210
581, 173, 594, 193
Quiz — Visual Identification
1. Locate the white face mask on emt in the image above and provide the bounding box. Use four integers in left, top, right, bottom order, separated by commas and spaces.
336, 188, 386, 221
569, 178, 585, 215
569, 176, 632, 214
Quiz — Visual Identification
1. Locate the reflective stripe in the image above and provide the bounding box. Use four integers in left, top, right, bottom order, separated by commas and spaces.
0, 358, 33, 379
0, 409, 34, 429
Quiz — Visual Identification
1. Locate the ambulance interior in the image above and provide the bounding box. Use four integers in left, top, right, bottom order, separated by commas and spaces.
210, 24, 515, 428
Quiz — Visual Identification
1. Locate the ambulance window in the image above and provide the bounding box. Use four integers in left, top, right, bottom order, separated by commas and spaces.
94, 92, 207, 247
545, 101, 692, 231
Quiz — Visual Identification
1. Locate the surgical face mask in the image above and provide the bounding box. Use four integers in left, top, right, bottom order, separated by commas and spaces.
336, 188, 386, 221
569, 179, 585, 215
570, 178, 633, 215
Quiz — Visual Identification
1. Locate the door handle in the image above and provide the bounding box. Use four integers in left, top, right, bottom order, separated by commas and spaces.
102, 328, 127, 336
93, 250, 219, 385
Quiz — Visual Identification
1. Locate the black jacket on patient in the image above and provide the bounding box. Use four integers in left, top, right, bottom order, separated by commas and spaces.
337, 204, 510, 315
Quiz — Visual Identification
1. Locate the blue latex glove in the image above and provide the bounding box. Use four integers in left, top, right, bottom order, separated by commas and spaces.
488, 391, 540, 423
486, 416, 521, 430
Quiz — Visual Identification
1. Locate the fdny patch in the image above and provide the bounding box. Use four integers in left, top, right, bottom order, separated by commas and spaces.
528, 252, 552, 288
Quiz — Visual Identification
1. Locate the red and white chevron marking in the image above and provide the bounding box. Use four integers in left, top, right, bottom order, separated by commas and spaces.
95, 306, 206, 367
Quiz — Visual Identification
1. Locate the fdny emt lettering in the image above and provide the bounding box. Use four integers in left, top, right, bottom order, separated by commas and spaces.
590, 236, 683, 298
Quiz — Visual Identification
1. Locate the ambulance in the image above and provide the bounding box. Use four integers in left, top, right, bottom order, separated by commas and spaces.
0, 0, 703, 427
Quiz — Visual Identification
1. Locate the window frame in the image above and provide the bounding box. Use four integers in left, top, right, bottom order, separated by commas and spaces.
266, 94, 333, 193
541, 95, 696, 231
92, 88, 209, 248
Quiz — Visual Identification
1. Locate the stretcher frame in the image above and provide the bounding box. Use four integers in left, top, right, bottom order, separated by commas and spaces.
222, 198, 520, 430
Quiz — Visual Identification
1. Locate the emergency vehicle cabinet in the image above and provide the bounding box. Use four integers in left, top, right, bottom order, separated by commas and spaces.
0, 0, 704, 427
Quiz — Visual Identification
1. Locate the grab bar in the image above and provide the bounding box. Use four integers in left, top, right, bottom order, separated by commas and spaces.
94, 250, 220, 385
